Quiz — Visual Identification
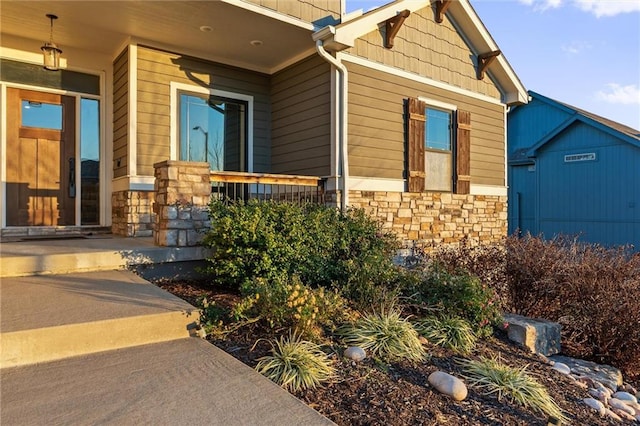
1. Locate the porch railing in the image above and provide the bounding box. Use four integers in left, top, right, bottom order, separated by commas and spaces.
209, 171, 326, 205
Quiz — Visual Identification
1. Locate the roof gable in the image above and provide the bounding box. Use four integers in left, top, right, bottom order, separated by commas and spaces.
526, 91, 640, 155
313, 0, 527, 105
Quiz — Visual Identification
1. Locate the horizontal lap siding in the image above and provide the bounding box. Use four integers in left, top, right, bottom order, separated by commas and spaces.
112, 48, 128, 178
270, 55, 331, 176
136, 46, 271, 176
347, 63, 505, 186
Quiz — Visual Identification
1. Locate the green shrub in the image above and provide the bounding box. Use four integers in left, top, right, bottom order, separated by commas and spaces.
255, 333, 335, 392
202, 200, 400, 307
415, 315, 477, 354
459, 356, 567, 423
197, 296, 229, 335
339, 308, 426, 362
203, 200, 310, 289
232, 274, 350, 338
426, 238, 510, 308
401, 264, 501, 337
504, 234, 640, 380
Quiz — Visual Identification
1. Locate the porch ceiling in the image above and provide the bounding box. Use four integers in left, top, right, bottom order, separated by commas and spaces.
0, 1, 317, 74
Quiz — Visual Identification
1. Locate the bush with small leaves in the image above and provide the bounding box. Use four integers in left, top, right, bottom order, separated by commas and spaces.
197, 296, 229, 335
232, 274, 350, 338
339, 308, 426, 362
459, 355, 567, 423
255, 333, 335, 392
202, 200, 401, 308
415, 315, 477, 354
401, 264, 502, 337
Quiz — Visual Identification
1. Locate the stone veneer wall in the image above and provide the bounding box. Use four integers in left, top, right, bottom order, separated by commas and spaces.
153, 160, 211, 247
111, 190, 155, 237
348, 191, 507, 249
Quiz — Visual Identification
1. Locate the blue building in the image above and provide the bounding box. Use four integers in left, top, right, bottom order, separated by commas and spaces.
508, 91, 640, 249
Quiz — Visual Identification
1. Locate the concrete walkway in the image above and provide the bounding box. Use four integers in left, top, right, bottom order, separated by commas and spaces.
2, 338, 332, 425
0, 253, 334, 425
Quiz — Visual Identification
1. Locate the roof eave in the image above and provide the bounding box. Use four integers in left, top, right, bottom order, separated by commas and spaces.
313, 0, 528, 104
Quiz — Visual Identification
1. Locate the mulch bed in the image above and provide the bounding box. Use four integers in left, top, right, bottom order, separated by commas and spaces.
156, 279, 629, 426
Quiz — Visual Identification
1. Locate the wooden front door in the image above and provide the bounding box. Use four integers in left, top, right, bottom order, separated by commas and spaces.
6, 88, 76, 226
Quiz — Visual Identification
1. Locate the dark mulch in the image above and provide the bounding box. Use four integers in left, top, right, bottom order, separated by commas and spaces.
156, 279, 628, 426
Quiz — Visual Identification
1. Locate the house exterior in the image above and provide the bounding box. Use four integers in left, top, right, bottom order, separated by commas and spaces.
508, 91, 640, 249
1, 0, 527, 248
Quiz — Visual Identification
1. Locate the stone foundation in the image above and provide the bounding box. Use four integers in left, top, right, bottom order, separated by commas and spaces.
348, 190, 507, 248
111, 190, 155, 237
153, 160, 211, 247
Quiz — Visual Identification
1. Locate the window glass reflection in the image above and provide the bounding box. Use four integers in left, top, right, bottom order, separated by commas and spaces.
21, 100, 62, 130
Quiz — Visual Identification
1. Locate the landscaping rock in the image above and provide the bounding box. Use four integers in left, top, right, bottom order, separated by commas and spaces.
589, 388, 610, 404
612, 391, 637, 404
605, 408, 622, 422
549, 355, 622, 392
503, 314, 561, 356
551, 362, 571, 375
428, 371, 468, 401
344, 346, 366, 362
609, 399, 636, 416
612, 408, 636, 422
595, 381, 614, 397
583, 398, 606, 416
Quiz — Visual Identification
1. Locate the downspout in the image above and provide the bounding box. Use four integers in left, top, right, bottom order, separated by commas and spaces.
315, 39, 349, 212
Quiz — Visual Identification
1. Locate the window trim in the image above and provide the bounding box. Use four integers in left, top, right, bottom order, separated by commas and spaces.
406, 97, 471, 194
170, 82, 254, 172
420, 98, 457, 192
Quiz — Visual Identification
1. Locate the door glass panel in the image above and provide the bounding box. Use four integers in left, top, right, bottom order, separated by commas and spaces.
179, 93, 246, 171
21, 100, 62, 130
80, 98, 100, 225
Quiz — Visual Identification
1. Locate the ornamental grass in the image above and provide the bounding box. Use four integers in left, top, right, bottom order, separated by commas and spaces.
415, 315, 477, 354
255, 333, 335, 392
459, 356, 567, 423
339, 308, 426, 362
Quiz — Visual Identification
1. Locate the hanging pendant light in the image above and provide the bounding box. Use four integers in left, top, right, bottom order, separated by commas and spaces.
41, 14, 62, 71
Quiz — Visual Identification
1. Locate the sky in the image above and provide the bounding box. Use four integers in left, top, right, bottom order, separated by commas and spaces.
346, 0, 640, 130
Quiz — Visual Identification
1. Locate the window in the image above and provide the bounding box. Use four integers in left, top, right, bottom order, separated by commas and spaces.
425, 107, 453, 191
21, 101, 62, 130
406, 97, 471, 194
179, 92, 247, 171
80, 98, 100, 225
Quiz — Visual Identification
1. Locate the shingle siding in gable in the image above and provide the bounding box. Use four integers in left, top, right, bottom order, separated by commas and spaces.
246, 0, 341, 24
348, 6, 502, 100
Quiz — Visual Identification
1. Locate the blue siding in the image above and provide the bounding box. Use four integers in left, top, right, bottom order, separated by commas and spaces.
508, 164, 537, 235
508, 99, 572, 152
508, 95, 640, 250
536, 123, 639, 247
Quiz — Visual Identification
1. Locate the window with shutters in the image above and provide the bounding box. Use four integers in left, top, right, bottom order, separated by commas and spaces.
406, 97, 471, 194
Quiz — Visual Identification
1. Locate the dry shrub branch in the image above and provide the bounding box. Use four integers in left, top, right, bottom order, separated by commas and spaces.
429, 235, 640, 381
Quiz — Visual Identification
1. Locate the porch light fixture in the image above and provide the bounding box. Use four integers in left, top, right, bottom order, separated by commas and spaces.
41, 14, 62, 71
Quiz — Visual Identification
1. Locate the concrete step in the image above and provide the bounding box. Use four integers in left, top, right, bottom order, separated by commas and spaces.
0, 236, 210, 278
1, 338, 334, 425
0, 270, 200, 368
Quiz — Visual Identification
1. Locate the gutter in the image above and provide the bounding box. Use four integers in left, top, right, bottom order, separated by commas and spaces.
313, 27, 349, 212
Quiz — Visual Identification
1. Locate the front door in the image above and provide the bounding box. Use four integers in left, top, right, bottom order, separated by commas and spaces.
6, 88, 76, 226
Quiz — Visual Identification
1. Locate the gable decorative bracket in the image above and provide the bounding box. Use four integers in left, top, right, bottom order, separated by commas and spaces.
435, 0, 452, 23
476, 50, 501, 80
384, 9, 411, 49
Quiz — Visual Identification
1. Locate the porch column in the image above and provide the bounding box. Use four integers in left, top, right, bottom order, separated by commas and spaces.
153, 160, 211, 247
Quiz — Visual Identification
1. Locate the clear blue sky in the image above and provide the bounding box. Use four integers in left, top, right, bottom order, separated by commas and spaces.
346, 0, 640, 130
